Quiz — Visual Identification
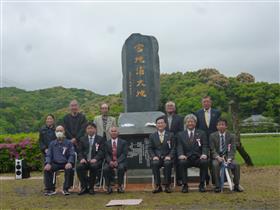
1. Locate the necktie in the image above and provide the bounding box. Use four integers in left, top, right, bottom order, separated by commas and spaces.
220, 135, 226, 155
159, 133, 164, 143
189, 131, 194, 142
204, 110, 210, 128
88, 137, 94, 161
112, 140, 117, 162
102, 116, 107, 132
168, 116, 172, 130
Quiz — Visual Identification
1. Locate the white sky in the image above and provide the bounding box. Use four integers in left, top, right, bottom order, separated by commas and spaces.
1, 0, 279, 95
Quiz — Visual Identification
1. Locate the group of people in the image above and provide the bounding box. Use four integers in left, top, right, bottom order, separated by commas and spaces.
39, 96, 243, 196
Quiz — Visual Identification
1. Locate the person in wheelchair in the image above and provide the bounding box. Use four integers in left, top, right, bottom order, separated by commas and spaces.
148, 116, 175, 193
76, 122, 105, 195
210, 118, 243, 193
103, 127, 128, 194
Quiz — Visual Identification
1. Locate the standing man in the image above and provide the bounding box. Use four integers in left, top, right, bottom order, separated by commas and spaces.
94, 103, 117, 141
195, 96, 221, 184
164, 101, 184, 135
148, 116, 175, 193
164, 101, 184, 185
177, 114, 208, 193
63, 100, 87, 147
76, 122, 105, 195
210, 118, 243, 193
103, 127, 128, 194
44, 125, 75, 196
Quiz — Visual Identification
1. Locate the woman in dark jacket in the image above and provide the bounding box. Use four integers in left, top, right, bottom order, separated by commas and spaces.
39, 114, 56, 156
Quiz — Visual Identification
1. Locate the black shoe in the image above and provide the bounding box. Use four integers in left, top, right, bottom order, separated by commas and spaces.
176, 180, 182, 186
89, 189, 95, 195
164, 185, 171, 193
234, 185, 243, 192
199, 184, 206, 193
181, 184, 188, 193
78, 188, 88, 195
152, 185, 163, 193
62, 189, 70, 196
117, 186, 124, 193
44, 190, 56, 196
214, 187, 221, 193
107, 186, 113, 194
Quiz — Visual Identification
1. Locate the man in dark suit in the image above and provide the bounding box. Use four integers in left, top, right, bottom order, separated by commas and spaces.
103, 127, 128, 194
148, 116, 175, 193
164, 101, 184, 185
210, 118, 243, 193
195, 96, 221, 184
164, 101, 184, 135
195, 96, 221, 139
177, 114, 208, 193
76, 122, 105, 195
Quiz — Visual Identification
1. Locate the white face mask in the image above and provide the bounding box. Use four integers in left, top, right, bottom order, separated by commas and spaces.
55, 131, 64, 139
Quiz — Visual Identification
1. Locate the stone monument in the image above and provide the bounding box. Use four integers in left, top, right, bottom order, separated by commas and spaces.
119, 33, 164, 182
122, 33, 160, 112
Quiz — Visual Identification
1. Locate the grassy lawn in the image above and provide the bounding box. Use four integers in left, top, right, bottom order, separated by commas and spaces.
0, 166, 279, 210
236, 135, 280, 166
0, 135, 279, 209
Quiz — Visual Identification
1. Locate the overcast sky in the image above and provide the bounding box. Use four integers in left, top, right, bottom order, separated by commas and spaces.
1, 0, 279, 95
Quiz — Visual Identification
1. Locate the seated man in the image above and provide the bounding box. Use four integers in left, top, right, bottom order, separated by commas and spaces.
44, 125, 75, 196
103, 127, 128, 194
210, 118, 243, 193
76, 122, 105, 195
177, 114, 208, 193
148, 116, 175, 193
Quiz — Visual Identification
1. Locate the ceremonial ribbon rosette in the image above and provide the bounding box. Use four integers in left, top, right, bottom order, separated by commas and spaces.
167, 140, 171, 149
62, 147, 67, 155
228, 144, 231, 152
196, 138, 201, 147
95, 143, 100, 151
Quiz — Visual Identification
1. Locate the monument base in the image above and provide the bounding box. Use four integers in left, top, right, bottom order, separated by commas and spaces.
118, 111, 199, 184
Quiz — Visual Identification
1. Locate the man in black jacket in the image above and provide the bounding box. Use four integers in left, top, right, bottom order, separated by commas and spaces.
148, 116, 175, 193
195, 96, 221, 140
76, 122, 105, 195
177, 114, 208, 193
164, 101, 184, 135
195, 96, 221, 185
63, 100, 87, 147
163, 101, 184, 185
103, 127, 128, 194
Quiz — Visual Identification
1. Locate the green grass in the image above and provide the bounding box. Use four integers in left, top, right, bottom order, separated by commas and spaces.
1, 166, 279, 209
236, 135, 280, 166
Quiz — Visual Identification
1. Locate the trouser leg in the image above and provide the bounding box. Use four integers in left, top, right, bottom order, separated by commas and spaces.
117, 164, 126, 186
151, 160, 161, 185
212, 159, 221, 188
89, 162, 101, 188
163, 160, 172, 185
76, 163, 89, 189
179, 159, 188, 185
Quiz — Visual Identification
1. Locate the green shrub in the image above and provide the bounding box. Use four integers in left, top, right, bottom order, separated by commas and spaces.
0, 133, 42, 173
